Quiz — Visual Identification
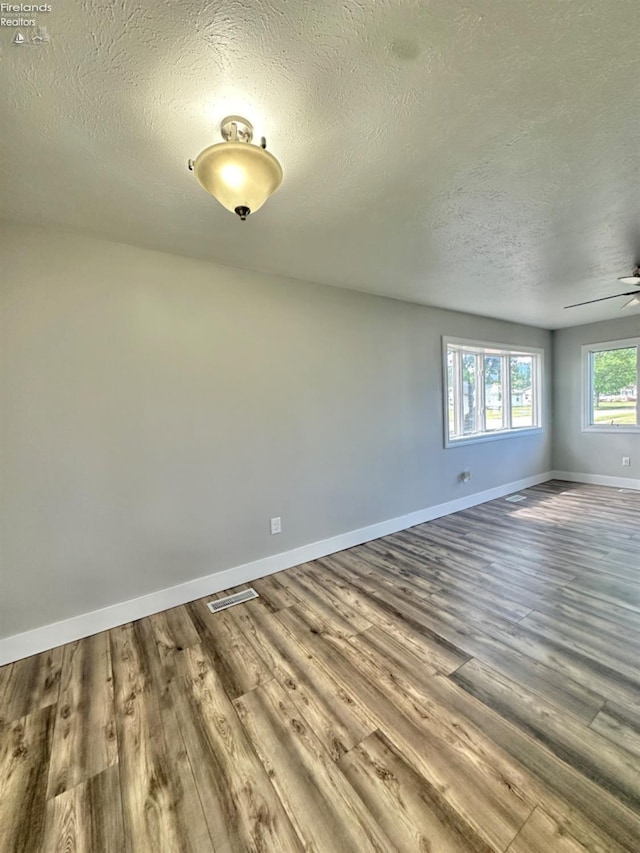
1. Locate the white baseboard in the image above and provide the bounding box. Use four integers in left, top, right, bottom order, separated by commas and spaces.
552, 470, 640, 491
0, 470, 554, 665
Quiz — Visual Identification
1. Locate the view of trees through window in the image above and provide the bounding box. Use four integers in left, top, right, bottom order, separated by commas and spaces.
446, 341, 541, 442
588, 345, 638, 426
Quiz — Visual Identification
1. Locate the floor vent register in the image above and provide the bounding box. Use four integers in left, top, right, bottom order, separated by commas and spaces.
207, 588, 259, 613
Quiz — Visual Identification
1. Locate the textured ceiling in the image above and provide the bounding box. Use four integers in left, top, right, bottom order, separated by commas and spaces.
1, 0, 639, 329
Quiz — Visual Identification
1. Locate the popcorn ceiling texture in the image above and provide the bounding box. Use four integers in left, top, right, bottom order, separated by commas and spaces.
0, 0, 638, 328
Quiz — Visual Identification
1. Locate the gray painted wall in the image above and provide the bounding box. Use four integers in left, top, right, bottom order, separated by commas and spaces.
1, 222, 551, 638
553, 316, 639, 479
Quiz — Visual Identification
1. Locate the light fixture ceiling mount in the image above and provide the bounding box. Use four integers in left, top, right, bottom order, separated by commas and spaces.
189, 115, 282, 221
219, 115, 255, 144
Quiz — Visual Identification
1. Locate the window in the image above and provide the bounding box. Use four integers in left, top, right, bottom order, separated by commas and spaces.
444, 337, 543, 446
582, 338, 639, 432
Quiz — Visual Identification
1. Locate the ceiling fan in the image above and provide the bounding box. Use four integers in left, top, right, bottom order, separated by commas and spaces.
564, 266, 640, 310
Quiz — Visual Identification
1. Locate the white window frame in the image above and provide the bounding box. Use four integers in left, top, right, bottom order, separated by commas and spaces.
443, 336, 544, 448
581, 337, 640, 434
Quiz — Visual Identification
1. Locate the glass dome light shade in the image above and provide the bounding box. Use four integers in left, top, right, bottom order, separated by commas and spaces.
193, 141, 283, 216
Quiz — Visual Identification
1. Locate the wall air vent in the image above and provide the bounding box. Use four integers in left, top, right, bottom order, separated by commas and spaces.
504, 494, 527, 503
207, 588, 259, 613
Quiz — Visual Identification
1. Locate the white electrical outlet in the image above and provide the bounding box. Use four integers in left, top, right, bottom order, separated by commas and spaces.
270, 516, 282, 535
622, 457, 631, 467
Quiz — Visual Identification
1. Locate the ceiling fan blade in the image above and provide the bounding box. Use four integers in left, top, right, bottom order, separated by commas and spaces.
564, 290, 640, 309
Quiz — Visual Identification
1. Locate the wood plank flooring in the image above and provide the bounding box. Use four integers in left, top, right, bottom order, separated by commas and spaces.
1, 480, 639, 852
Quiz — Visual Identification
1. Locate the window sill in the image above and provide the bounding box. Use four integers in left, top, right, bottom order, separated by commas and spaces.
582, 425, 640, 434
445, 427, 543, 449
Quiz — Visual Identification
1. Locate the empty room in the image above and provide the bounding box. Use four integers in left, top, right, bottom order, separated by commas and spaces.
1, 1, 639, 851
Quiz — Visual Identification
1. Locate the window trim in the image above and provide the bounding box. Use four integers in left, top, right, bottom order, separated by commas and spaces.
581, 337, 640, 434
442, 336, 544, 448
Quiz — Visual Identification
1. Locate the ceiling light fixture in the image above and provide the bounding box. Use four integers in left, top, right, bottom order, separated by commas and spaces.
617, 265, 640, 285
188, 116, 283, 221
564, 262, 640, 310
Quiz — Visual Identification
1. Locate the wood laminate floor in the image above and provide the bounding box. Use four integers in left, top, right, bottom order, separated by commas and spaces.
1, 480, 639, 852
